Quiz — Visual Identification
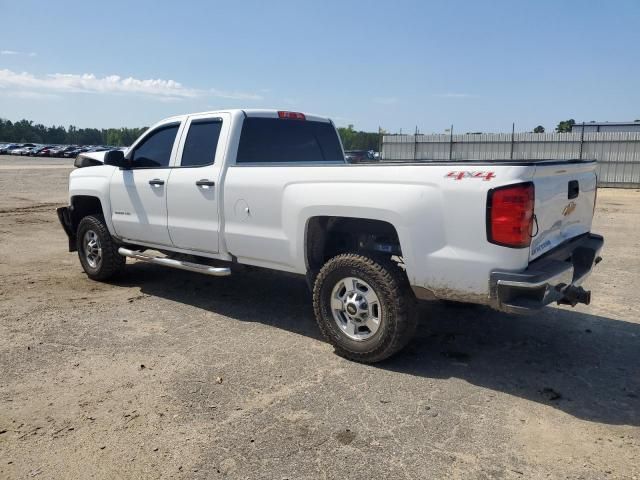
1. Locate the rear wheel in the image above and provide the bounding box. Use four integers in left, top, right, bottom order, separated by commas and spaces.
313, 253, 417, 363
76, 215, 125, 281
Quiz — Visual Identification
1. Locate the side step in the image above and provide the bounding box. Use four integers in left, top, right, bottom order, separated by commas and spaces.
118, 248, 231, 277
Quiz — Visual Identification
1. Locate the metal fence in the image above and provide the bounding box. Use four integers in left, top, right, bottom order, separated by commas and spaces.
381, 132, 640, 188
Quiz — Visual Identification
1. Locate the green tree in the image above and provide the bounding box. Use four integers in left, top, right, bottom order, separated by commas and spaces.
337, 125, 380, 151
47, 125, 67, 144
555, 119, 575, 133
533, 125, 545, 133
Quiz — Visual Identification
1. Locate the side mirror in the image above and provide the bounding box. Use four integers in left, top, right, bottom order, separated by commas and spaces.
104, 150, 128, 168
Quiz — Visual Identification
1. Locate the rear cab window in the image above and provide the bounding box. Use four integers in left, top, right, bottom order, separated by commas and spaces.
236, 117, 344, 164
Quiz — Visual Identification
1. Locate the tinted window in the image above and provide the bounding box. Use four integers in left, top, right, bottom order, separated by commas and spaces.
237, 118, 344, 163
180, 119, 222, 167
131, 124, 179, 168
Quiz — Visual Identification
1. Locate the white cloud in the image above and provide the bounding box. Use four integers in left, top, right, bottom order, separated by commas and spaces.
373, 96, 398, 105
1, 50, 36, 56
0, 69, 199, 98
0, 68, 262, 101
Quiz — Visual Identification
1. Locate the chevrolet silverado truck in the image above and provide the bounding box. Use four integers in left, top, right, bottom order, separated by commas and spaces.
57, 109, 604, 362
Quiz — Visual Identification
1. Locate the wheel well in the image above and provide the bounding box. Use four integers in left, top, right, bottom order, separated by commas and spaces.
305, 216, 403, 276
70, 196, 104, 232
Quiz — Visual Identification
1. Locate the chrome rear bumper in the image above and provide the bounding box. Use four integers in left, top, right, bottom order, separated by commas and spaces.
490, 233, 604, 314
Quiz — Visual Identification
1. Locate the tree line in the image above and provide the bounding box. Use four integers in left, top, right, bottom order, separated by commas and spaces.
0, 118, 147, 146
1, 117, 380, 150
533, 119, 575, 134
4, 117, 632, 149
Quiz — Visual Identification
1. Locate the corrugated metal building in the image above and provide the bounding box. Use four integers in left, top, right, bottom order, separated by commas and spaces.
574, 121, 640, 133
381, 131, 640, 188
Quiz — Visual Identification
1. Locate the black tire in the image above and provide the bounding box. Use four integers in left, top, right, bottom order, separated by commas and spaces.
76, 215, 125, 281
312, 253, 417, 363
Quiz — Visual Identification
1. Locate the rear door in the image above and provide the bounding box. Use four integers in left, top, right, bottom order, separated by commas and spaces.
529, 161, 597, 260
166, 113, 230, 253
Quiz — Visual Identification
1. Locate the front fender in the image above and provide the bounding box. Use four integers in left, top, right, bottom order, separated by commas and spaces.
68, 166, 117, 236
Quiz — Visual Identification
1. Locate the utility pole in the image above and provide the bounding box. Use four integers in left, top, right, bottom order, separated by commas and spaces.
510, 122, 515, 160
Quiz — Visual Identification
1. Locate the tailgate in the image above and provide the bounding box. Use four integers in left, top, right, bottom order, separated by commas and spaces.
529, 161, 597, 260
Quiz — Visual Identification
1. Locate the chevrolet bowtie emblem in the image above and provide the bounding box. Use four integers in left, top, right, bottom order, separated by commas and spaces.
562, 201, 577, 216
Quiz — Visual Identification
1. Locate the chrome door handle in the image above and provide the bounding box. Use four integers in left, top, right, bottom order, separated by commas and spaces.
196, 179, 215, 187
149, 179, 165, 186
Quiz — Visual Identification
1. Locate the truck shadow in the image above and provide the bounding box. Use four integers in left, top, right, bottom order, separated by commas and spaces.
117, 263, 639, 427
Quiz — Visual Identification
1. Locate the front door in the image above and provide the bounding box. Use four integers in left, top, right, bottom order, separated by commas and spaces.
166, 113, 228, 253
110, 122, 181, 246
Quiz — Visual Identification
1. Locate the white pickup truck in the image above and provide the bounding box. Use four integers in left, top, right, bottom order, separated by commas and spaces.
57, 109, 604, 362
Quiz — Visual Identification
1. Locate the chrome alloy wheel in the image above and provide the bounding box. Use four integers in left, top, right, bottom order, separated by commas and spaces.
83, 229, 102, 269
330, 277, 381, 341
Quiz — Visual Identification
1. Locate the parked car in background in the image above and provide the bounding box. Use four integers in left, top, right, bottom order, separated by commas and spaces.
12, 145, 38, 155
344, 150, 375, 163
0, 143, 124, 157
87, 146, 109, 152
38, 146, 59, 157
29, 145, 52, 156
52, 146, 76, 157
0, 144, 20, 154
64, 146, 90, 158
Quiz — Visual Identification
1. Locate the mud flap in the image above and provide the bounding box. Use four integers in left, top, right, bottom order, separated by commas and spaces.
56, 206, 77, 252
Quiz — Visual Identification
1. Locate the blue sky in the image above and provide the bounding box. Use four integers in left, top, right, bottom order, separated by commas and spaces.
0, 0, 639, 133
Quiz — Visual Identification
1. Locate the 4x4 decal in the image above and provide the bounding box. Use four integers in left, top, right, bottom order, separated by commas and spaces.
445, 171, 496, 181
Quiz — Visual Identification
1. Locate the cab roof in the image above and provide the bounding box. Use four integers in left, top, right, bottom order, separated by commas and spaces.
161, 109, 332, 124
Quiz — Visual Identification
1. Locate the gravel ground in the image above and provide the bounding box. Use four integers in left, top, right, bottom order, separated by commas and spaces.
0, 156, 639, 479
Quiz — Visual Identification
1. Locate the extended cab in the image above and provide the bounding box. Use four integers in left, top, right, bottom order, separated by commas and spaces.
57, 109, 603, 362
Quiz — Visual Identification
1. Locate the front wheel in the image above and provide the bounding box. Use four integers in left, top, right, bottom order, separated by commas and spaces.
76, 215, 125, 281
312, 253, 417, 363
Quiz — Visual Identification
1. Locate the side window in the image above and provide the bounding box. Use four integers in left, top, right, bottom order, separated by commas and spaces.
236, 118, 344, 163
180, 119, 222, 167
130, 124, 179, 168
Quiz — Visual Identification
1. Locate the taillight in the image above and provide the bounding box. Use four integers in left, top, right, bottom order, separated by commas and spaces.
278, 111, 306, 120
487, 182, 535, 248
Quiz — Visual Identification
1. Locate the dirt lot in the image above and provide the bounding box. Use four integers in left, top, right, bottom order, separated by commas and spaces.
0, 155, 639, 479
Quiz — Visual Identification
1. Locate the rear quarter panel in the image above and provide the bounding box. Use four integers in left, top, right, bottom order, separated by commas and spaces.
223, 163, 537, 300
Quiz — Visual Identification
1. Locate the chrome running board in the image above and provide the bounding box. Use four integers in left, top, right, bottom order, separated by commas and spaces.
118, 248, 231, 277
